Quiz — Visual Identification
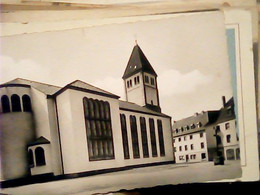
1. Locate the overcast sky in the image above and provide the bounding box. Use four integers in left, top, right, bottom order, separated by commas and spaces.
1, 11, 233, 120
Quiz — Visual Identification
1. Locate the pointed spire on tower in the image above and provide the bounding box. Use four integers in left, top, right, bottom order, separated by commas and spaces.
122, 44, 157, 79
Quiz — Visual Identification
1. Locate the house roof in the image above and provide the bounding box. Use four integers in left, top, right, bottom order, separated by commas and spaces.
122, 44, 157, 79
1, 78, 120, 99
28, 136, 50, 147
172, 110, 219, 137
0, 78, 61, 95
53, 80, 120, 99
119, 100, 170, 118
216, 97, 235, 124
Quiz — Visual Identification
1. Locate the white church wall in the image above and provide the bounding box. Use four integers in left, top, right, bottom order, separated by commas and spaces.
31, 87, 52, 140
46, 98, 63, 175
29, 144, 52, 176
0, 86, 35, 180
56, 90, 77, 174
56, 87, 173, 175
70, 88, 126, 172
145, 86, 158, 106
57, 88, 126, 174
143, 72, 158, 106
125, 72, 146, 106
0, 86, 32, 112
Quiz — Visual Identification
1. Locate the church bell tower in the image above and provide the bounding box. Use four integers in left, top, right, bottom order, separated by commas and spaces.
122, 44, 161, 113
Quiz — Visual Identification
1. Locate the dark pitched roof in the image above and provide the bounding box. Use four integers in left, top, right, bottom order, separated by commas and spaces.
224, 97, 234, 107
122, 44, 157, 79
216, 97, 235, 124
53, 80, 120, 99
28, 136, 50, 147
0, 78, 61, 95
119, 100, 170, 118
172, 111, 219, 137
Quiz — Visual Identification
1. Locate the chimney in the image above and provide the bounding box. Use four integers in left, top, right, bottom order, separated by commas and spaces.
222, 96, 226, 107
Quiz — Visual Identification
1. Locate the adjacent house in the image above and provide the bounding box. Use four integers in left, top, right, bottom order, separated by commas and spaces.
172, 97, 239, 164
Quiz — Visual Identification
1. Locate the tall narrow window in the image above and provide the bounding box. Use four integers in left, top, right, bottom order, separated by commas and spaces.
11, 94, 21, 112
157, 119, 165, 156
149, 118, 157, 157
136, 76, 140, 84
28, 149, 34, 168
179, 146, 182, 152
236, 148, 240, 160
22, 95, 32, 112
83, 97, 114, 161
145, 75, 149, 83
225, 123, 230, 130
140, 117, 149, 158
226, 134, 231, 143
150, 78, 155, 85
201, 142, 205, 149
1, 95, 10, 113
35, 147, 46, 166
130, 115, 140, 158
120, 114, 130, 159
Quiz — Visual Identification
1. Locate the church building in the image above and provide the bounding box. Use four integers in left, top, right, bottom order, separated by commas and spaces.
0, 44, 174, 182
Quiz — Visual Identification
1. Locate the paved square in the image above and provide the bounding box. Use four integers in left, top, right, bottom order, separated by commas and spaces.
1, 161, 241, 195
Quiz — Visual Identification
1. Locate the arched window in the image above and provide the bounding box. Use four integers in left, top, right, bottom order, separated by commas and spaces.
120, 114, 130, 159
1, 95, 10, 113
88, 99, 95, 118
83, 98, 90, 118
157, 119, 165, 156
28, 149, 34, 168
22, 95, 32, 112
149, 118, 157, 157
104, 102, 110, 120
130, 115, 140, 158
94, 100, 100, 119
83, 97, 114, 161
35, 147, 46, 166
140, 117, 149, 158
11, 94, 21, 112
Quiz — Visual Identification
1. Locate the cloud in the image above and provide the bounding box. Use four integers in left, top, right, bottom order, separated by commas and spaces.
0, 55, 51, 84
158, 69, 213, 97
92, 77, 125, 100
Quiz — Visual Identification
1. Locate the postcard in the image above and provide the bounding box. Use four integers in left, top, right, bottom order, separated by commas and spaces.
0, 7, 258, 195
